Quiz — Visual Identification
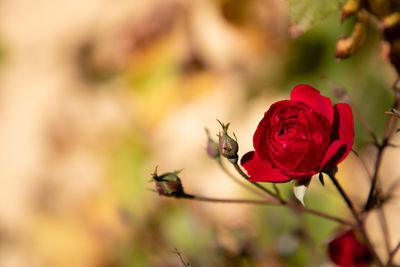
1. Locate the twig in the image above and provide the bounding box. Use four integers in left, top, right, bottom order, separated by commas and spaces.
327, 173, 359, 221
377, 207, 391, 256
366, 97, 400, 210
218, 161, 274, 201
324, 176, 384, 265
324, 172, 384, 266
365, 142, 386, 211
179, 193, 354, 226
174, 248, 191, 267
387, 241, 400, 266
325, 78, 379, 145
352, 105, 379, 145
284, 201, 354, 226
383, 103, 399, 141
359, 224, 385, 267
232, 163, 277, 198
351, 149, 372, 180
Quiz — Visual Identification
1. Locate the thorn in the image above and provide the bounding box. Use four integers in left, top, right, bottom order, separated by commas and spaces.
351, 149, 359, 157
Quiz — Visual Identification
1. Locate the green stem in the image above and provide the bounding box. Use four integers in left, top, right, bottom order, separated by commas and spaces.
327, 173, 359, 221
365, 142, 386, 211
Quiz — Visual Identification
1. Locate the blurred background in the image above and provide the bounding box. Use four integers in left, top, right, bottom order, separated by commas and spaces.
0, 0, 400, 266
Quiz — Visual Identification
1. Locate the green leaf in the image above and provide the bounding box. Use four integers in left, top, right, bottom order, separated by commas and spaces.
293, 178, 312, 206
286, 0, 344, 36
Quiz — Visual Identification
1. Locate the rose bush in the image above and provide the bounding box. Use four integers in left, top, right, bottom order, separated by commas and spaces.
241, 85, 354, 182
328, 230, 372, 267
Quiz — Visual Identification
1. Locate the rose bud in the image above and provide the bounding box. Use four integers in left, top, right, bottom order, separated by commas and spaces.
241, 84, 354, 183
328, 229, 372, 267
217, 121, 239, 164
205, 128, 220, 160
151, 169, 185, 197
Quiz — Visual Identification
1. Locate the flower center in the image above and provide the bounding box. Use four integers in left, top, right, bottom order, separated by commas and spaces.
276, 122, 307, 143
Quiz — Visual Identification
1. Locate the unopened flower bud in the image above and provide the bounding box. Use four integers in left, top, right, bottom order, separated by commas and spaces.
217, 120, 239, 164
205, 128, 220, 160
328, 229, 372, 267
151, 168, 185, 197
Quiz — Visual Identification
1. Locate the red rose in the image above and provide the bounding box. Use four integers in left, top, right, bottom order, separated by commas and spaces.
328, 230, 372, 267
241, 85, 354, 182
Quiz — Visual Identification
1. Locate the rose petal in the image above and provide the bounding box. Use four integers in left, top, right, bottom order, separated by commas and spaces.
262, 100, 292, 122
273, 167, 316, 180
333, 103, 354, 148
240, 151, 292, 183
321, 140, 347, 171
253, 100, 308, 161
290, 84, 334, 123
321, 103, 354, 170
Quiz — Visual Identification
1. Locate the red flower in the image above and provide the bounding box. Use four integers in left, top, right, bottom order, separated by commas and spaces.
328, 230, 372, 267
241, 85, 354, 182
